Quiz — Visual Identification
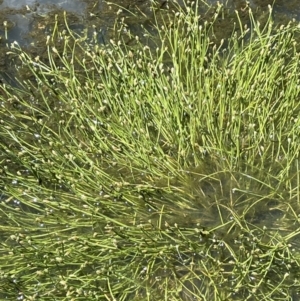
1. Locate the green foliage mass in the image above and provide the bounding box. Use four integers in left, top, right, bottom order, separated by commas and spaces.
1, 1, 300, 300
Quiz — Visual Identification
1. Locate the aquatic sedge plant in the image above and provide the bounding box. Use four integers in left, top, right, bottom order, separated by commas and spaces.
0, 1, 300, 300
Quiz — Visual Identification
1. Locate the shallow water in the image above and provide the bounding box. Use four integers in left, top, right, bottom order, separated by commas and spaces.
0, 0, 87, 11
0, 0, 299, 45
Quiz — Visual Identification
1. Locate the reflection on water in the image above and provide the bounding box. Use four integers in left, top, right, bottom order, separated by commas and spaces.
0, 0, 87, 12
0, 0, 87, 45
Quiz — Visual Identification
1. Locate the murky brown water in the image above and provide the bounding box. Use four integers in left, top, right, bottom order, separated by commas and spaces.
0, 0, 299, 48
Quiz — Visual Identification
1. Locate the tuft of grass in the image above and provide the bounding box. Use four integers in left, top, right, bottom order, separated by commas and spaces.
1, 1, 300, 300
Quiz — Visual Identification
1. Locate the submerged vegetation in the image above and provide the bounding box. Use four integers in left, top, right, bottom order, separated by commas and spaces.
1, 0, 300, 300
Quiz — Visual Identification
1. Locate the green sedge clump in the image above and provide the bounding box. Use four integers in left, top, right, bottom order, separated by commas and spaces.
0, 1, 300, 300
